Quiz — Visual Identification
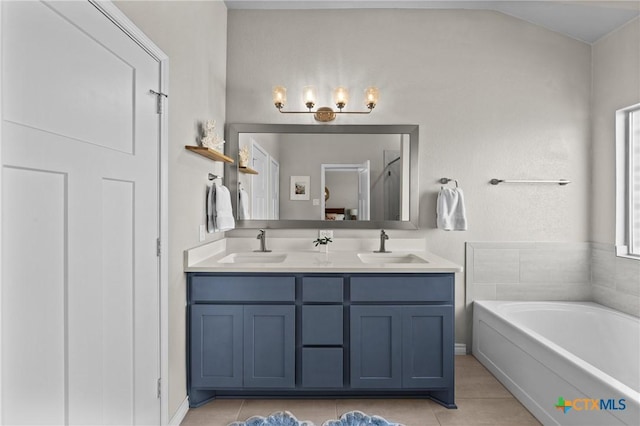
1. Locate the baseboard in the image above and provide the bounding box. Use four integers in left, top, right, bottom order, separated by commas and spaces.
169, 397, 189, 426
454, 343, 467, 355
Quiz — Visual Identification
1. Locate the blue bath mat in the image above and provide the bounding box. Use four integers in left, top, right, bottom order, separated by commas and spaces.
229, 411, 314, 426
323, 411, 402, 426
229, 410, 402, 426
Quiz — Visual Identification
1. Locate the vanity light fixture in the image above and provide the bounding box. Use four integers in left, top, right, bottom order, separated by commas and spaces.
272, 85, 379, 122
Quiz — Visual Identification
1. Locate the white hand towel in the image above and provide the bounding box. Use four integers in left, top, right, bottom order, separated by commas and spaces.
206, 184, 215, 233
238, 187, 250, 220
214, 184, 236, 232
437, 187, 468, 231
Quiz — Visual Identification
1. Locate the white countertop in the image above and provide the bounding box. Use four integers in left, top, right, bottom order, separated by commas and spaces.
184, 238, 463, 273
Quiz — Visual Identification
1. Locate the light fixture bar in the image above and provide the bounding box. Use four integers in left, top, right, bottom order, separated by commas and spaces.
273, 86, 378, 122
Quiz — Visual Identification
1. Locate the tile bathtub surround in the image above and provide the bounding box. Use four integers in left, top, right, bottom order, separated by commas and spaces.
465, 242, 640, 349
465, 242, 592, 307
466, 242, 640, 317
591, 243, 640, 317
180, 356, 540, 426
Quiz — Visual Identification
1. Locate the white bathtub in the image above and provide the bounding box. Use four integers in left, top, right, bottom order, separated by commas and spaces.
473, 301, 640, 426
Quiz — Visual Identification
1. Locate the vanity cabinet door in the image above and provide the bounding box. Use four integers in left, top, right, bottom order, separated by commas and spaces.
402, 306, 454, 388
350, 305, 454, 390
243, 305, 295, 388
190, 305, 243, 388
350, 306, 402, 389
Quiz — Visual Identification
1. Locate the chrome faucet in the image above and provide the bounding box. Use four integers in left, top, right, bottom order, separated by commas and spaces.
255, 229, 271, 252
374, 229, 391, 253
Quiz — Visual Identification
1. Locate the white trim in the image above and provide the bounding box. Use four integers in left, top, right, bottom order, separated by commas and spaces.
89, 1, 166, 61
86, 2, 171, 424
169, 397, 190, 426
615, 103, 640, 259
0, 1, 4, 421
616, 245, 640, 261
454, 343, 467, 355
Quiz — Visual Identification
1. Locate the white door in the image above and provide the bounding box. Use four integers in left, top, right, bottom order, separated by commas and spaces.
1, 1, 161, 424
383, 151, 401, 220
269, 157, 279, 220
358, 160, 371, 220
250, 140, 269, 220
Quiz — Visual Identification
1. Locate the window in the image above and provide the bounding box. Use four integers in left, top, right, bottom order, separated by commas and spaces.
616, 104, 640, 258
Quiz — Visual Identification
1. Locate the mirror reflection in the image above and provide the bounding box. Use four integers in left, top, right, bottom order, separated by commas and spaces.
226, 124, 419, 229
237, 133, 409, 222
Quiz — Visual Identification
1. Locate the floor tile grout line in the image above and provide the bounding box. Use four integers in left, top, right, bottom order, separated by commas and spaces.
234, 399, 246, 421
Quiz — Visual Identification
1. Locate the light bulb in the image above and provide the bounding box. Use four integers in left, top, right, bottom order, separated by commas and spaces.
273, 86, 286, 109
364, 86, 379, 109
333, 86, 349, 110
302, 86, 317, 109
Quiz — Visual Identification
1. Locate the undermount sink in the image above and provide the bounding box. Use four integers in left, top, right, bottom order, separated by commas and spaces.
357, 253, 429, 264
218, 253, 287, 264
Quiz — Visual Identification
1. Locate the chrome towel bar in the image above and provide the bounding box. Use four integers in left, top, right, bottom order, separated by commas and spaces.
490, 179, 570, 186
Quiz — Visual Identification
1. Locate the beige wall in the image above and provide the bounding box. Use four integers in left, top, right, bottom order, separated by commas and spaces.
115, 0, 228, 418
591, 17, 640, 245
226, 9, 592, 344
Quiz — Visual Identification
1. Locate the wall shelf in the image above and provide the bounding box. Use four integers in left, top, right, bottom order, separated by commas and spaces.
239, 166, 258, 175
185, 146, 234, 164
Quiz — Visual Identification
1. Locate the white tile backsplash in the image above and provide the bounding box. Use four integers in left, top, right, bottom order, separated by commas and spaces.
466, 242, 640, 317
519, 247, 590, 283
466, 242, 592, 306
472, 249, 520, 284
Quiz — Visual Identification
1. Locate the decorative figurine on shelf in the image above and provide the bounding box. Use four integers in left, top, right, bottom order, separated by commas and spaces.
238, 146, 250, 168
200, 120, 225, 151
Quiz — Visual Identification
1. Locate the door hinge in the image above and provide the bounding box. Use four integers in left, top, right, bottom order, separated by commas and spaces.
157, 378, 161, 399
156, 238, 161, 257
149, 89, 168, 114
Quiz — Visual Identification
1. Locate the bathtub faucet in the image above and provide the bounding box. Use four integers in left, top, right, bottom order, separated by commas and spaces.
374, 229, 391, 253
255, 229, 271, 252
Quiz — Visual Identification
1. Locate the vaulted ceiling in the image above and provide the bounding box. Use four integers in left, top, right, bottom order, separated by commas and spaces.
225, 0, 640, 43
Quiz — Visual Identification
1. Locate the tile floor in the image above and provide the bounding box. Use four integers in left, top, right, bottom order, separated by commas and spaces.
181, 355, 541, 426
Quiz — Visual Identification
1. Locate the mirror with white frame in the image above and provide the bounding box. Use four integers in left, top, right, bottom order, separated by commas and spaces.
225, 124, 419, 229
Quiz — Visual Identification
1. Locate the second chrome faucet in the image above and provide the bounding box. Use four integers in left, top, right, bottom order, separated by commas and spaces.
255, 229, 272, 252
374, 229, 391, 253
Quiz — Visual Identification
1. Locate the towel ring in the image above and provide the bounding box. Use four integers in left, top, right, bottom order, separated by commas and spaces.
439, 178, 458, 188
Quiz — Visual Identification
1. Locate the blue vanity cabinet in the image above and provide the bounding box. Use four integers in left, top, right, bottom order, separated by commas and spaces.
350, 274, 455, 392
350, 306, 453, 389
187, 272, 456, 409
188, 274, 296, 406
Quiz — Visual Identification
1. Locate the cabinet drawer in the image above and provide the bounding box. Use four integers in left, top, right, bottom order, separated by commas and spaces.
302, 305, 343, 345
351, 275, 453, 303
302, 348, 343, 388
302, 277, 343, 302
190, 275, 295, 302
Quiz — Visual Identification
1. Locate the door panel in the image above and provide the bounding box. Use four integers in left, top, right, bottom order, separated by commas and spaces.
1, 167, 67, 424
190, 305, 243, 388
3, 0, 134, 153
402, 306, 453, 388
350, 306, 402, 389
243, 305, 295, 388
1, 1, 161, 424
269, 157, 279, 219
250, 140, 269, 220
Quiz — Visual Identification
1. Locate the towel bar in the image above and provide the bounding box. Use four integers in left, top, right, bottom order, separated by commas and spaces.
490, 179, 570, 185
